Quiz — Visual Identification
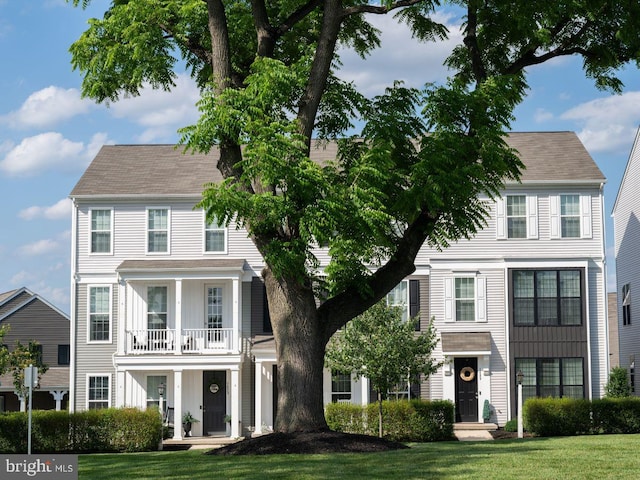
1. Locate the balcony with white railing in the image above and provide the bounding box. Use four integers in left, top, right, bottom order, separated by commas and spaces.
125, 328, 235, 355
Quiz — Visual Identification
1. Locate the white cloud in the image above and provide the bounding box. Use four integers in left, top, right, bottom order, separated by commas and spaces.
108, 73, 201, 142
560, 91, 640, 153
337, 11, 463, 98
534, 108, 554, 124
19, 198, 72, 221
0, 131, 112, 176
10, 270, 33, 285
19, 239, 60, 256
1, 86, 93, 129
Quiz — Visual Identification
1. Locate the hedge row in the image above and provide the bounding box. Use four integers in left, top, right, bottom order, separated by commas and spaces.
524, 397, 640, 437
0, 408, 162, 454
325, 399, 455, 442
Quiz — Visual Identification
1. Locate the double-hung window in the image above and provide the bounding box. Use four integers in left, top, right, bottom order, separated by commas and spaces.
147, 208, 169, 253
496, 195, 538, 240
444, 276, 486, 323
90, 209, 112, 254
622, 283, 631, 326
512, 269, 583, 326
550, 194, 591, 239
88, 375, 110, 409
515, 358, 584, 404
507, 195, 527, 238
146, 375, 167, 409
205, 215, 226, 253
560, 194, 580, 238
148, 287, 168, 331
386, 281, 409, 321
331, 371, 351, 403
88, 286, 111, 342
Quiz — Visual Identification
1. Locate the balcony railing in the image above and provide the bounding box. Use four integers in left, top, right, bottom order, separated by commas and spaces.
126, 328, 234, 354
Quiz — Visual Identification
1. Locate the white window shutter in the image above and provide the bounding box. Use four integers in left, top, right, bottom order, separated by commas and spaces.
496, 197, 506, 239
476, 277, 487, 322
444, 278, 454, 322
581, 195, 592, 239
527, 195, 538, 239
549, 195, 560, 239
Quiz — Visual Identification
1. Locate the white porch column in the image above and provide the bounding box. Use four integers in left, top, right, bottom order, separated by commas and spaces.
51, 390, 67, 411
230, 368, 240, 438
254, 360, 263, 435
360, 377, 370, 405
172, 370, 183, 440
18, 394, 25, 412
118, 280, 126, 355
232, 277, 240, 353
174, 279, 182, 355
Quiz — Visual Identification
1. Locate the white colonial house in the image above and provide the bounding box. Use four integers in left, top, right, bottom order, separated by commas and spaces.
69, 132, 609, 439
613, 127, 640, 394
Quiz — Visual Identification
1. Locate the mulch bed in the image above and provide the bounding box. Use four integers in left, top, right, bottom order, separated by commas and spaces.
207, 430, 409, 455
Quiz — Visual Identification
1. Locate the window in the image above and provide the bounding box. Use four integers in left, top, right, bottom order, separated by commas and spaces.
146, 375, 167, 409
507, 195, 527, 238
512, 269, 583, 326
455, 278, 475, 322
33, 344, 43, 364
623, 283, 631, 326
205, 216, 226, 253
560, 195, 580, 238
445, 276, 486, 322
148, 287, 168, 330
89, 286, 111, 342
58, 345, 70, 365
207, 287, 223, 330
90, 209, 112, 254
331, 371, 351, 403
88, 375, 110, 409
147, 208, 169, 253
386, 281, 409, 321
515, 358, 584, 404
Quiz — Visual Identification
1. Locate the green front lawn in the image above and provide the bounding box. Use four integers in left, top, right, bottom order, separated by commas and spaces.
80, 434, 640, 479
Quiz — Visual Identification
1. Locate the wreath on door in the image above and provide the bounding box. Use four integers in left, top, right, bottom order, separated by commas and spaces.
459, 366, 476, 382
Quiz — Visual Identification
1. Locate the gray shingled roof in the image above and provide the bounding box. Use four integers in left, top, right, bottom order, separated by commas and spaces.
70, 133, 604, 197
117, 259, 246, 272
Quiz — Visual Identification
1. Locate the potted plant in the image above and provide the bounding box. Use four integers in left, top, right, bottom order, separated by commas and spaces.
223, 414, 232, 435
182, 411, 199, 437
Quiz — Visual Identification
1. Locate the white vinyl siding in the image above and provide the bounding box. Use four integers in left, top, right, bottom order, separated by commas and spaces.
90, 208, 113, 254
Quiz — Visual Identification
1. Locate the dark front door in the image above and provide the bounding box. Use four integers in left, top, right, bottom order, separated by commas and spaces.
455, 357, 478, 422
203, 371, 226, 434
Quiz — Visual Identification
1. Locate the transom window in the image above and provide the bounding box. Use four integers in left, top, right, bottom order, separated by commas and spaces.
89, 286, 110, 342
455, 278, 475, 322
386, 281, 408, 321
622, 283, 631, 326
507, 195, 527, 238
331, 371, 351, 403
205, 216, 226, 252
515, 358, 584, 404
90, 209, 112, 253
146, 375, 167, 409
560, 195, 580, 238
147, 287, 168, 330
512, 269, 582, 326
147, 208, 169, 253
88, 375, 110, 409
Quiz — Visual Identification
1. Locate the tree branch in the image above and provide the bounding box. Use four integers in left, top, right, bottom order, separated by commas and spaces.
463, 0, 487, 83
341, 0, 424, 18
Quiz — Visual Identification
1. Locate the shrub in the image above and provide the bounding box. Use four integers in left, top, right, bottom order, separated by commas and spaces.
592, 397, 640, 434
605, 367, 632, 398
523, 398, 591, 437
504, 418, 518, 432
326, 399, 454, 442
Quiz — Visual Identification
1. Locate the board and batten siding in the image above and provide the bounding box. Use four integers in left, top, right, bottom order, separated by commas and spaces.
614, 131, 640, 395
74, 283, 118, 411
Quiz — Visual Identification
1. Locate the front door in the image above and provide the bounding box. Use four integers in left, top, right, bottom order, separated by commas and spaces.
455, 357, 478, 422
203, 371, 226, 434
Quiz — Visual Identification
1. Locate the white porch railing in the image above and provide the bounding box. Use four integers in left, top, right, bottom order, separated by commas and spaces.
125, 328, 234, 354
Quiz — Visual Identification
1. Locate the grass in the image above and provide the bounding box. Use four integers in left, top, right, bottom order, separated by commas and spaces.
79, 434, 640, 479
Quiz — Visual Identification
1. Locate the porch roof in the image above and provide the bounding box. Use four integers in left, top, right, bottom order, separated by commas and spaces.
441, 332, 491, 355
0, 366, 70, 391
116, 258, 247, 274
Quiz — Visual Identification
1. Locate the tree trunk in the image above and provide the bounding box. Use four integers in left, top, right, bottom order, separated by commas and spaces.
378, 392, 383, 438
264, 269, 329, 432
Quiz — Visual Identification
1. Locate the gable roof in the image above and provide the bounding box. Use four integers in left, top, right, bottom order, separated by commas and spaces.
612, 126, 640, 214
0, 287, 69, 323
70, 132, 604, 198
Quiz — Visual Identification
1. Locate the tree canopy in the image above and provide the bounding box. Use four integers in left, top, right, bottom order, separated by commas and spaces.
69, 0, 640, 432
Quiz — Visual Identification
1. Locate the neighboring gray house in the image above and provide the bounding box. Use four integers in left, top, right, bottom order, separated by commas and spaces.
0, 288, 70, 412
69, 132, 608, 439
613, 127, 640, 394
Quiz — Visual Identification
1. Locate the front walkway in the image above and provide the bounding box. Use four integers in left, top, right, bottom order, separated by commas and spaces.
163, 435, 243, 450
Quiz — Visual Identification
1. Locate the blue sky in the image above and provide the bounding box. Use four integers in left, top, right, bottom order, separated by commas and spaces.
0, 1, 638, 313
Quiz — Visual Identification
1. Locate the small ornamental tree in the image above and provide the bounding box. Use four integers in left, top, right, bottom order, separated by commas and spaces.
605, 366, 632, 398
325, 302, 440, 437
8, 340, 49, 402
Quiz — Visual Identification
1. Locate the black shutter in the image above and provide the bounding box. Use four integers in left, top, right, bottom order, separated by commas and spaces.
409, 279, 420, 331
262, 284, 272, 333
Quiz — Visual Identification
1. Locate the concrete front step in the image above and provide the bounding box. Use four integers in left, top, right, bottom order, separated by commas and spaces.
454, 422, 498, 431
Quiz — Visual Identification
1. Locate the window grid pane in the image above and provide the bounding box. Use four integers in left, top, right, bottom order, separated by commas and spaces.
331, 371, 351, 403
507, 196, 527, 238
148, 209, 168, 252
89, 376, 109, 409
205, 217, 226, 252
386, 282, 408, 321
89, 287, 110, 341
207, 287, 223, 329
455, 278, 475, 321
146, 375, 167, 409
560, 195, 580, 238
148, 287, 168, 329
91, 210, 111, 253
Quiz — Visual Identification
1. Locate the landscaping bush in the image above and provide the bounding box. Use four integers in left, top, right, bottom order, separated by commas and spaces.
0, 408, 161, 454
523, 398, 591, 437
326, 399, 454, 442
503, 418, 518, 432
592, 397, 640, 434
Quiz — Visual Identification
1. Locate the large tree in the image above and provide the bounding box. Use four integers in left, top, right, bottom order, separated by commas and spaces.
69, 0, 640, 433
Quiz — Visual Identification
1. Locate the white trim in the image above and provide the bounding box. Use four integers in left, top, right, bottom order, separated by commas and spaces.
86, 284, 113, 344
88, 207, 114, 256
86, 373, 112, 410
70, 200, 78, 413
146, 206, 171, 255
